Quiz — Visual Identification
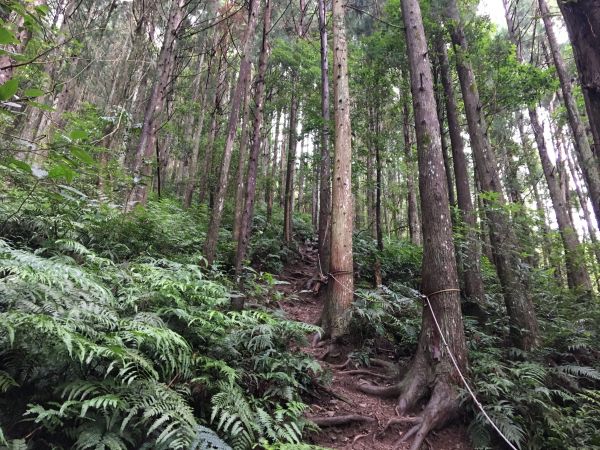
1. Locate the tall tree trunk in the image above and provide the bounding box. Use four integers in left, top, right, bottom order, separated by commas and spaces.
565, 142, 600, 270
538, 0, 600, 229
321, 0, 354, 348
203, 0, 260, 265
297, 144, 306, 213
182, 4, 221, 208
197, 64, 228, 206
502, 2, 592, 296
436, 36, 486, 309
232, 84, 251, 242
312, 151, 320, 231
375, 110, 383, 253
283, 90, 299, 243
279, 109, 288, 207
354, 172, 363, 231
182, 51, 210, 208
402, 88, 422, 246
366, 128, 376, 237
317, 0, 332, 273
373, 108, 384, 287
558, 0, 600, 157
530, 108, 592, 295
517, 118, 553, 267
359, 2, 467, 447
438, 110, 456, 209
445, 0, 539, 350
235, 0, 272, 277
266, 109, 281, 222
127, 0, 185, 210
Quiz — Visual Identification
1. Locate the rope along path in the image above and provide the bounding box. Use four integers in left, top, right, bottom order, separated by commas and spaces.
323, 268, 518, 450
423, 289, 518, 450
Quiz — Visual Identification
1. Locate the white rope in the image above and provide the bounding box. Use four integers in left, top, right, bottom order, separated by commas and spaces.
328, 272, 354, 296
422, 293, 518, 450
321, 265, 516, 449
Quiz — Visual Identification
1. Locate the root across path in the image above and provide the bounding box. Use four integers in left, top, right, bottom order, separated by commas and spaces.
275, 243, 472, 450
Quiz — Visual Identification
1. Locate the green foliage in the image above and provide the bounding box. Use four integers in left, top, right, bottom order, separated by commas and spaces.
347, 232, 600, 450
466, 323, 600, 449
353, 235, 422, 286
350, 284, 421, 354
0, 194, 321, 449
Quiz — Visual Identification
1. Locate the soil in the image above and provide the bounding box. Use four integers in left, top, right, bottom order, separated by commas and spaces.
275, 242, 473, 450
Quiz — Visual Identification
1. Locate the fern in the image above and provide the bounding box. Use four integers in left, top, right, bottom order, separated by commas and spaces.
0, 232, 321, 449
192, 425, 232, 450
555, 365, 600, 381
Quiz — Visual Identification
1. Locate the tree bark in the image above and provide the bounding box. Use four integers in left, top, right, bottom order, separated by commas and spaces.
366, 129, 376, 237
321, 0, 354, 345
402, 89, 422, 246
445, 0, 539, 350
235, 0, 272, 277
538, 0, 600, 230
435, 36, 486, 309
203, 0, 260, 266
183, 4, 222, 208
232, 83, 252, 242
366, 1, 468, 447
182, 51, 210, 208
297, 143, 306, 213
266, 109, 281, 222
127, 0, 186, 210
375, 109, 383, 253
565, 141, 600, 270
530, 108, 592, 295
197, 61, 229, 206
280, 109, 288, 207
317, 0, 332, 274
283, 90, 299, 243
558, 0, 600, 158
312, 150, 320, 231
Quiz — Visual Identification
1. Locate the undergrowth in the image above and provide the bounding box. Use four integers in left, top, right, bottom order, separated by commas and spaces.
0, 184, 322, 449
2, 173, 599, 450
346, 277, 600, 450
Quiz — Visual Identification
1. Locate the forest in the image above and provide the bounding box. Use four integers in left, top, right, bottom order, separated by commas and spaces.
0, 0, 599, 448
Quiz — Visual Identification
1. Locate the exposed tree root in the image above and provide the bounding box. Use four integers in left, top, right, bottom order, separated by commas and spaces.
395, 381, 460, 450
309, 414, 376, 427
341, 369, 394, 380
356, 381, 403, 397
382, 415, 422, 433
319, 342, 343, 361
369, 357, 398, 370
315, 383, 353, 405
311, 332, 323, 347
357, 352, 461, 450
327, 357, 351, 369
351, 432, 370, 447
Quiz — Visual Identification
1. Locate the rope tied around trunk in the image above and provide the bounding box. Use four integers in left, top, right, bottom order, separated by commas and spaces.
327, 271, 355, 296
421, 290, 518, 450
424, 288, 461, 298
316, 254, 355, 295
317, 260, 516, 448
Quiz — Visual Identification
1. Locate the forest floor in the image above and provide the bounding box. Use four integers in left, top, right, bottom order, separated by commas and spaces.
275, 242, 473, 450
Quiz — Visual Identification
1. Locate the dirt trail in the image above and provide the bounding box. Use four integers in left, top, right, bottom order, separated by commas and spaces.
276, 242, 472, 450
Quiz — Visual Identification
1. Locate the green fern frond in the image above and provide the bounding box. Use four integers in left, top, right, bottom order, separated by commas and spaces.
191, 425, 232, 450
555, 365, 600, 381
0, 370, 18, 392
